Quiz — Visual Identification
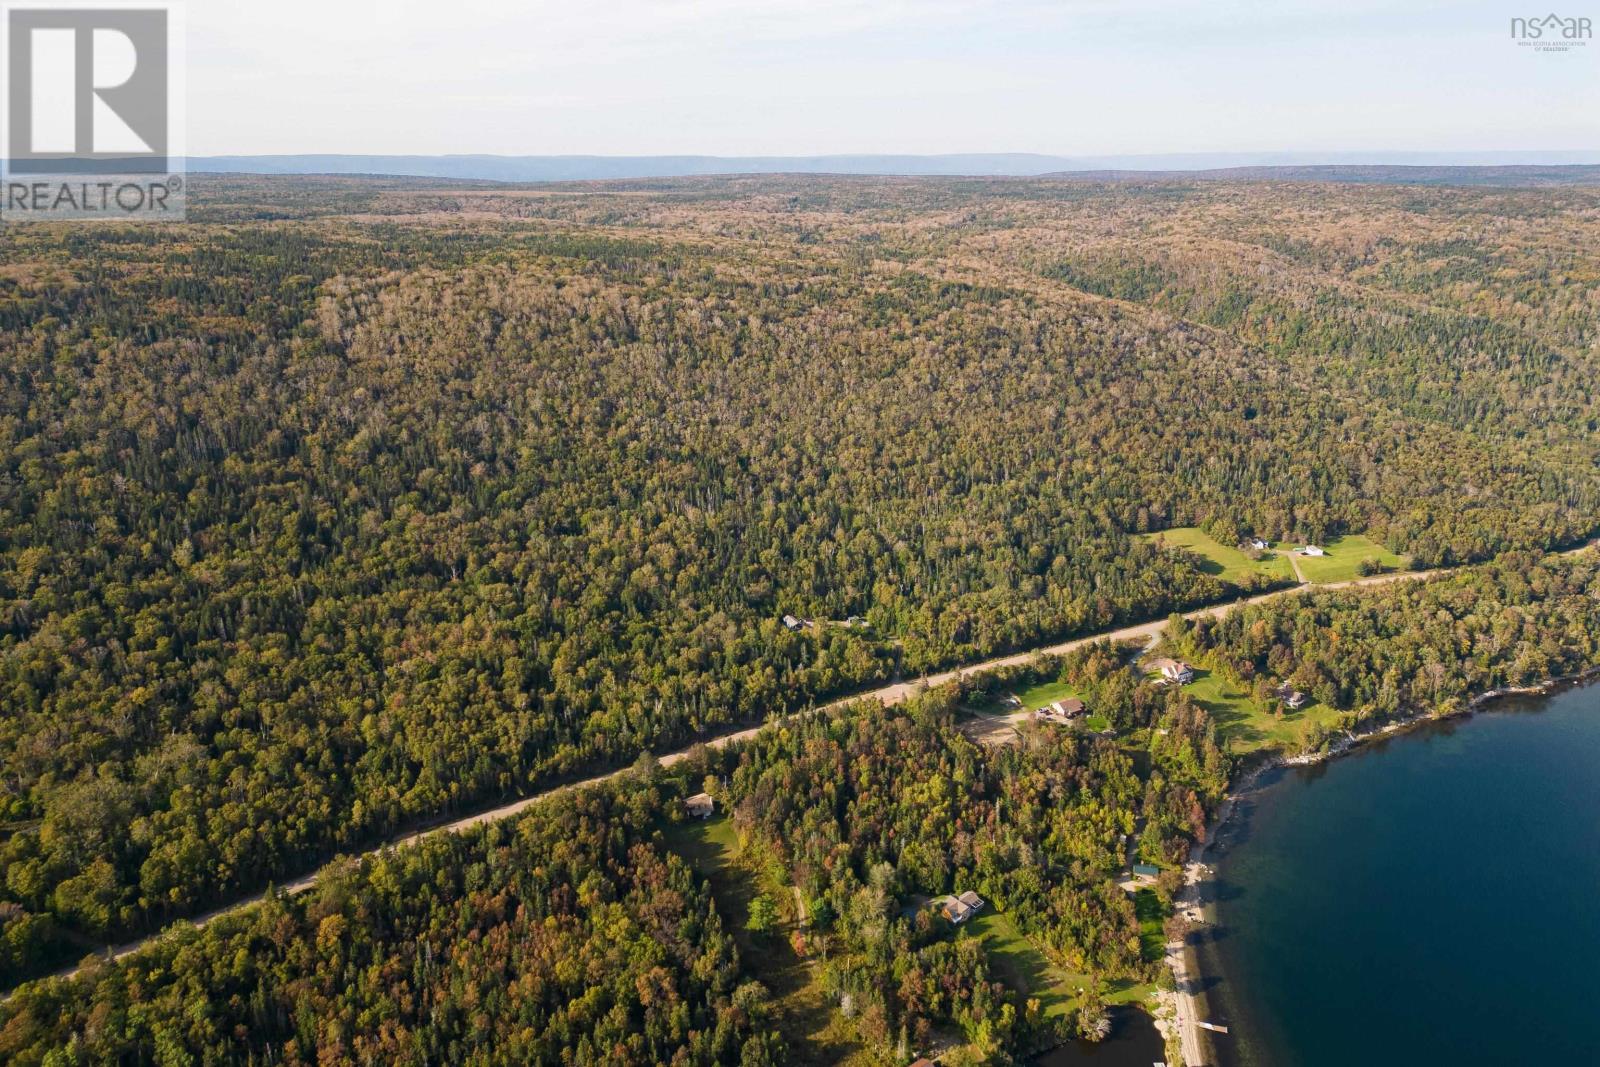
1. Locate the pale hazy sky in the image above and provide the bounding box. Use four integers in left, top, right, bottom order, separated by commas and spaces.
187, 0, 1599, 156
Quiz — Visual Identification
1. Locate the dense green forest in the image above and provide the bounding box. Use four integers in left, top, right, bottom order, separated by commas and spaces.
6, 550, 1593, 1062
0, 778, 789, 1066
0, 671, 1229, 1066
703, 674, 1225, 1059
3, 173, 1599, 988
7, 546, 1599, 1064
1174, 550, 1600, 736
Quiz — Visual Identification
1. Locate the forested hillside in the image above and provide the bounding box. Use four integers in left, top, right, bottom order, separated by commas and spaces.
7, 547, 1598, 1064
0, 676, 1229, 1066
2, 174, 1599, 985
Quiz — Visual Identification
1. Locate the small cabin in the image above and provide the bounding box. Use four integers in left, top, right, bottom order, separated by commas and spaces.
685, 793, 715, 819
781, 614, 805, 631
1132, 863, 1161, 880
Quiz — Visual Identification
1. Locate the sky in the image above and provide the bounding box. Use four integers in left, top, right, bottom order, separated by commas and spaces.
186, 0, 1600, 157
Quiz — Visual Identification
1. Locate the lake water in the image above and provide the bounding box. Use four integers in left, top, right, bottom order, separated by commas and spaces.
1033, 1006, 1165, 1066
1196, 682, 1600, 1066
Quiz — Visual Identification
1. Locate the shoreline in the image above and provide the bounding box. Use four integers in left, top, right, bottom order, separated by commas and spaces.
7, 547, 1590, 1002
1161, 663, 1600, 1066
8, 565, 1449, 997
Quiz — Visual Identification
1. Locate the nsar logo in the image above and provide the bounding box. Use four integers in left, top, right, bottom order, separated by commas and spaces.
1510, 12, 1593, 51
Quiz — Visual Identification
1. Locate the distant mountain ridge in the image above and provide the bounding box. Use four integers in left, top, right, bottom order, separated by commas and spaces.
184, 151, 1600, 184
1047, 164, 1600, 187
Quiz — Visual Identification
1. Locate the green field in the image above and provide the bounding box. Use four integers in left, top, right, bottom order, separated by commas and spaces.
1016, 679, 1082, 710
1134, 890, 1165, 964
968, 910, 1152, 1019
1169, 666, 1346, 754
968, 910, 1081, 1020
1140, 527, 1296, 585
1277, 534, 1410, 584
1014, 682, 1112, 733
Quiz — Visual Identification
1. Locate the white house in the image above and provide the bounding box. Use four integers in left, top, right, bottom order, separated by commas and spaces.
1300, 545, 1326, 557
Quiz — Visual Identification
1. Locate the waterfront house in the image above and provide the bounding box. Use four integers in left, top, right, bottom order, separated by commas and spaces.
1274, 682, 1308, 709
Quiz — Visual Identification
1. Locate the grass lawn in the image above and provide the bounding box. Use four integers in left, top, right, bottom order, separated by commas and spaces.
969, 910, 1081, 1020
1016, 679, 1081, 711
1134, 889, 1165, 964
1140, 526, 1296, 585
968, 910, 1154, 1017
1014, 683, 1111, 733
1277, 534, 1409, 584
1168, 666, 1347, 754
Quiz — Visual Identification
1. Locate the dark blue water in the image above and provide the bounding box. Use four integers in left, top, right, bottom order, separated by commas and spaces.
1201, 683, 1600, 1066
1034, 1007, 1165, 1066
